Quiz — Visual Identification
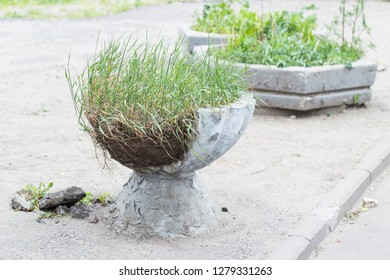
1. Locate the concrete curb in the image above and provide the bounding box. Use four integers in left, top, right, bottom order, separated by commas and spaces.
268, 134, 390, 260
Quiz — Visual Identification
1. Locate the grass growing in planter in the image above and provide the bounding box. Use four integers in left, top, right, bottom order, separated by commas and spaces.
193, 0, 371, 67
66, 37, 246, 167
192, 0, 243, 34
215, 11, 363, 67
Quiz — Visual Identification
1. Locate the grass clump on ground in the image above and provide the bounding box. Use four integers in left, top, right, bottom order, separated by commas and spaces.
192, 0, 371, 67
0, 0, 179, 19
67, 36, 246, 167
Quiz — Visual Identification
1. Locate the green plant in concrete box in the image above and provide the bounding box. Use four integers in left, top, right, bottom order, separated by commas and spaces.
192, 0, 235, 34
326, 0, 373, 52
192, 0, 258, 34
216, 10, 326, 67
215, 9, 365, 67
193, 0, 371, 67
66, 36, 246, 168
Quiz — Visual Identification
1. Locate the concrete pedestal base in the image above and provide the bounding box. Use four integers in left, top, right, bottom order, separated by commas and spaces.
107, 171, 217, 238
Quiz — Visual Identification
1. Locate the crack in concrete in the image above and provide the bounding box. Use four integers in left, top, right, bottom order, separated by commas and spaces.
288, 234, 311, 243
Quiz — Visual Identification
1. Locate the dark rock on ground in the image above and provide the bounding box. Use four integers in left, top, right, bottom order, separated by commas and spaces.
221, 207, 229, 212
69, 204, 90, 219
38, 186, 86, 210
55, 205, 70, 216
11, 193, 34, 212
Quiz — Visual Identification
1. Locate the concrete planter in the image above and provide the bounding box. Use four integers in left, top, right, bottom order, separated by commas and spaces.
193, 45, 377, 111
107, 94, 255, 238
180, 26, 231, 53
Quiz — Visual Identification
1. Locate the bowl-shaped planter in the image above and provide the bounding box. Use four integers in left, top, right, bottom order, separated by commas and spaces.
194, 45, 377, 111
107, 94, 255, 238
68, 37, 254, 238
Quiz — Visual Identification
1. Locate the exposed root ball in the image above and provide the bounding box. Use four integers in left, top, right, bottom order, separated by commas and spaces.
90, 119, 193, 169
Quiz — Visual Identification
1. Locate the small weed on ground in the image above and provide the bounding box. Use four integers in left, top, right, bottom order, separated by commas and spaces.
24, 182, 53, 210
97, 192, 113, 206
79, 191, 113, 206
80, 191, 94, 205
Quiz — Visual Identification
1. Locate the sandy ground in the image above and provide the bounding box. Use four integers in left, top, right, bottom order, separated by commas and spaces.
0, 0, 389, 259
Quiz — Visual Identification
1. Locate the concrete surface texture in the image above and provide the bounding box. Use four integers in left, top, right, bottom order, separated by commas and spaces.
251, 88, 372, 111
310, 167, 390, 259
107, 171, 219, 238
245, 61, 377, 110
0, 0, 390, 259
245, 61, 377, 95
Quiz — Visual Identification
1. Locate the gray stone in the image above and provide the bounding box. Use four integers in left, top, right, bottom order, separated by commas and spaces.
180, 26, 231, 53
11, 193, 34, 212
88, 215, 99, 224
69, 204, 90, 219
55, 205, 70, 216
106, 94, 255, 238
38, 186, 86, 210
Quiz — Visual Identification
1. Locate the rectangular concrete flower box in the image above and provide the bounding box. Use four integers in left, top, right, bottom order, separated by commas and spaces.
180, 26, 231, 53
193, 45, 377, 111
244, 61, 377, 111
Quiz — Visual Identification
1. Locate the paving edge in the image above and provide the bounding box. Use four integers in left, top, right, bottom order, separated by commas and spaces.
267, 134, 390, 260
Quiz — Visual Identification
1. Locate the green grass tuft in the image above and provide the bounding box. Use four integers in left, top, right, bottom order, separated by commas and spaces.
67, 36, 246, 165
24, 182, 54, 210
